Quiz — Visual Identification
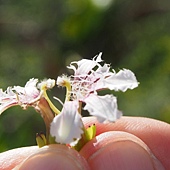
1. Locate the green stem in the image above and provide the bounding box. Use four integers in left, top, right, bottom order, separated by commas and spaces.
38, 97, 55, 144
64, 81, 71, 102
43, 90, 60, 114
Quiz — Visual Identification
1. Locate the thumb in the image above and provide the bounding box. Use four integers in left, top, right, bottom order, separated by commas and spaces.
14, 144, 90, 170
80, 131, 165, 170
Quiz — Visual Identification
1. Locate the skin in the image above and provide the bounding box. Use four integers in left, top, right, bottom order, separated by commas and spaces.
0, 116, 170, 170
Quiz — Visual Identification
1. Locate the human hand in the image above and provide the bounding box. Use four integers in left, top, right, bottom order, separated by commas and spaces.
0, 116, 170, 170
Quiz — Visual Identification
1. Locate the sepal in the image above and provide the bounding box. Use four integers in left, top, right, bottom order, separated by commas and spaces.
73, 124, 96, 151
36, 132, 47, 148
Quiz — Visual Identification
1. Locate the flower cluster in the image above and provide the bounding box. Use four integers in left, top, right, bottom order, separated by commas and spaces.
0, 53, 138, 150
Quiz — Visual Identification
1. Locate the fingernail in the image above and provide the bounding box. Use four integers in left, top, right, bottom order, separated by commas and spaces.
15, 145, 90, 170
88, 140, 165, 170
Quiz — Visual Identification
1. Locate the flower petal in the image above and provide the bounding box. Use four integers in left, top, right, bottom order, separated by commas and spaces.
95, 69, 139, 92
13, 78, 40, 102
50, 101, 84, 144
67, 53, 103, 75
84, 94, 122, 123
0, 78, 41, 114
0, 88, 18, 114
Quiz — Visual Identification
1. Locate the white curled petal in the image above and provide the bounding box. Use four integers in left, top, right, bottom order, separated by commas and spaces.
0, 78, 41, 114
96, 69, 139, 92
13, 78, 38, 94
0, 88, 14, 98
84, 94, 122, 123
69, 59, 96, 75
0, 100, 18, 114
13, 78, 40, 100
25, 78, 39, 88
13, 78, 40, 103
50, 101, 84, 144
0, 98, 18, 114
67, 53, 103, 75
0, 88, 18, 114
93, 52, 103, 62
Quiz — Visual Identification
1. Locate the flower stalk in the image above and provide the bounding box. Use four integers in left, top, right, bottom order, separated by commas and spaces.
40, 80, 60, 115
37, 97, 54, 144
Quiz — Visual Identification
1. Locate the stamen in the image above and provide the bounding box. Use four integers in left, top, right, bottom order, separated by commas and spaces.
41, 83, 60, 114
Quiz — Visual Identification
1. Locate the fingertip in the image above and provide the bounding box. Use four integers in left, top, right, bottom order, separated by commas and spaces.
0, 146, 38, 170
80, 131, 164, 170
15, 145, 90, 170
82, 116, 170, 169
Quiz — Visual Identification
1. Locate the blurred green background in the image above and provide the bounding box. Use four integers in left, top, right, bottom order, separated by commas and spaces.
1, 0, 170, 152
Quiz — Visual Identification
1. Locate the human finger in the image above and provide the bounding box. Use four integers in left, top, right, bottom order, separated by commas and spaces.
0, 144, 90, 170
82, 116, 170, 170
80, 131, 164, 170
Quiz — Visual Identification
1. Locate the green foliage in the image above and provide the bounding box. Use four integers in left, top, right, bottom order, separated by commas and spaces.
1, 0, 170, 152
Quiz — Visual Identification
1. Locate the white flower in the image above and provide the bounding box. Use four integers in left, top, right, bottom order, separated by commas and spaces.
68, 55, 138, 97
0, 53, 139, 147
0, 78, 40, 113
57, 53, 139, 123
0, 78, 56, 114
50, 101, 84, 144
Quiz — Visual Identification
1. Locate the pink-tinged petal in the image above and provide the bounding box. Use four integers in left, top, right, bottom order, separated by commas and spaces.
0, 78, 41, 114
0, 96, 18, 114
0, 88, 18, 114
67, 53, 103, 75
50, 101, 84, 144
0, 101, 18, 115
13, 78, 40, 101
0, 78, 56, 115
84, 94, 122, 123
95, 69, 139, 92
